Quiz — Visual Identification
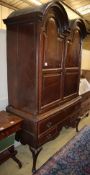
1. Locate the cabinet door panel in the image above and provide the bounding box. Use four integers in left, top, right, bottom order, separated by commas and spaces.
42, 17, 64, 68
64, 72, 78, 97
65, 30, 81, 67
41, 73, 62, 106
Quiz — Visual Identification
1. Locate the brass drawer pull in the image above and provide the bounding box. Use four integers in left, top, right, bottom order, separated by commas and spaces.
47, 133, 52, 139
46, 122, 52, 128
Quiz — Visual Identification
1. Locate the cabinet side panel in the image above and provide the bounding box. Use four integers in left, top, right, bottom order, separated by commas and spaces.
7, 25, 18, 106
7, 23, 37, 114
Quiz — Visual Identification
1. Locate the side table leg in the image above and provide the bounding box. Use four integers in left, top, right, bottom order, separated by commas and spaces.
29, 146, 42, 173
8, 146, 22, 168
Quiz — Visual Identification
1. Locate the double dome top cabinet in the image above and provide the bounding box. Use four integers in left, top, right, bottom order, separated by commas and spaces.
4, 0, 86, 172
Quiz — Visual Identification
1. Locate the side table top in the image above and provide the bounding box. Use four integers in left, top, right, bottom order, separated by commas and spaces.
0, 111, 23, 132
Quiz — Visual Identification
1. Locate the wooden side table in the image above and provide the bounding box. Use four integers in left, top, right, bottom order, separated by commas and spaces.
0, 111, 23, 168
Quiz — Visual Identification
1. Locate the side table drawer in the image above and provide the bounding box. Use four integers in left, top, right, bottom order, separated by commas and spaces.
0, 111, 23, 141
0, 123, 21, 140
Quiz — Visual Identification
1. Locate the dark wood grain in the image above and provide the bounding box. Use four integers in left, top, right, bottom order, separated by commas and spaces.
4, 1, 86, 172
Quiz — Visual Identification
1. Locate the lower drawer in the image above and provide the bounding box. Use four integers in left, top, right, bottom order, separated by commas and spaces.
38, 127, 57, 146
38, 102, 80, 135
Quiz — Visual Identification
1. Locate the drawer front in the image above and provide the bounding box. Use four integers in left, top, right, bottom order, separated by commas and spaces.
0, 123, 21, 140
38, 127, 57, 146
38, 102, 80, 134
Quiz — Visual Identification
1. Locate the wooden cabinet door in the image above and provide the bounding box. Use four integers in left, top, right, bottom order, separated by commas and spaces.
65, 30, 81, 68
40, 16, 64, 108
64, 29, 81, 98
41, 17, 64, 69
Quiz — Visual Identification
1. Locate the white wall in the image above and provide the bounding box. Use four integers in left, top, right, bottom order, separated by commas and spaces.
81, 35, 90, 70
0, 29, 8, 110
0, 5, 13, 110
63, 4, 80, 20
81, 49, 90, 70
0, 5, 13, 29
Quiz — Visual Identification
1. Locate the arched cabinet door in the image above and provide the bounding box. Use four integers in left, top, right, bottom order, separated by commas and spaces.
40, 16, 64, 108
42, 17, 63, 68
64, 29, 81, 98
65, 29, 81, 68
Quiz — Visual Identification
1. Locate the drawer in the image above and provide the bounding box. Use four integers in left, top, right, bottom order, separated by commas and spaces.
38, 114, 59, 135
0, 123, 21, 140
38, 127, 57, 146
38, 102, 80, 134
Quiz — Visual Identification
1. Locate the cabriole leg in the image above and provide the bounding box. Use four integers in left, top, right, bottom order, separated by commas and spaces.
29, 146, 42, 173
